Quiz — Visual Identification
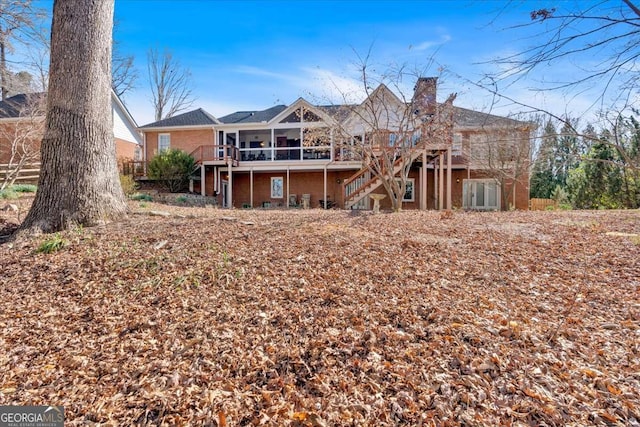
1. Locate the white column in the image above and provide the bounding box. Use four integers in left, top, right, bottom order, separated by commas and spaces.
438, 153, 444, 211
250, 168, 254, 208
228, 161, 233, 209
286, 167, 290, 209
200, 165, 206, 196
446, 147, 452, 210
323, 166, 328, 209
421, 151, 427, 210
214, 167, 218, 195
434, 159, 438, 210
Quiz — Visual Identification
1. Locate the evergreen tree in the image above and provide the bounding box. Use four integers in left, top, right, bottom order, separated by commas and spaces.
568, 131, 624, 209
530, 121, 557, 198
556, 121, 580, 187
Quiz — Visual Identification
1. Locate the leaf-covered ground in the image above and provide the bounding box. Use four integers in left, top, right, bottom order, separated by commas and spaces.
1, 199, 639, 426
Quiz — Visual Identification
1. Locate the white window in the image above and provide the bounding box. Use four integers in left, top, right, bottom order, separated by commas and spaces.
158, 133, 170, 152
396, 178, 415, 202
411, 130, 421, 145
452, 134, 463, 156
462, 179, 500, 210
403, 179, 415, 202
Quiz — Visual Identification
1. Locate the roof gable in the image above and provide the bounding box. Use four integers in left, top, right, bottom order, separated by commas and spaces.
453, 106, 531, 128
268, 98, 338, 126
341, 84, 408, 132
140, 108, 220, 128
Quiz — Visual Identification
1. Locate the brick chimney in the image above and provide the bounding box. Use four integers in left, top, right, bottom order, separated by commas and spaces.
413, 77, 437, 118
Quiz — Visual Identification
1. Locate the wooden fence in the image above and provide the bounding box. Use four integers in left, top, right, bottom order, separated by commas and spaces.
530, 198, 556, 211
0, 162, 41, 184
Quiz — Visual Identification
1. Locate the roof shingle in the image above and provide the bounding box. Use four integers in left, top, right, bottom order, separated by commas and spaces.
0, 93, 46, 119
139, 108, 219, 128
218, 105, 287, 124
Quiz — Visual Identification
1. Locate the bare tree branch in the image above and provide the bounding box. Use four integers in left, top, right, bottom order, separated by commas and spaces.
111, 20, 138, 101
486, 1, 640, 107
147, 47, 195, 121
0, 0, 47, 100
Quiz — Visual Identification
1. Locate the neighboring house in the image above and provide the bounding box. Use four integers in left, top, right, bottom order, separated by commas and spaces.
0, 91, 142, 183
137, 78, 532, 210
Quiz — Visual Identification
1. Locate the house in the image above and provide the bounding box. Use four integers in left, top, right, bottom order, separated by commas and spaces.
137, 78, 532, 210
0, 91, 143, 183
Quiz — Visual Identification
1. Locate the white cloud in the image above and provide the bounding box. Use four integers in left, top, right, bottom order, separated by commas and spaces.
234, 65, 291, 81
232, 64, 368, 106
412, 34, 451, 51
300, 67, 367, 105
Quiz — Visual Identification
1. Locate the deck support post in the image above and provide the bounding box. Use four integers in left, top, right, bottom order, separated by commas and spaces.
228, 161, 233, 209
323, 166, 328, 209
214, 167, 218, 197
438, 152, 444, 210
446, 146, 452, 210
421, 150, 427, 210
200, 164, 206, 196
286, 167, 290, 209
250, 168, 254, 208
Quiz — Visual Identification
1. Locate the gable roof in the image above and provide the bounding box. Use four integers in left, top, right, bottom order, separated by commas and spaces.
317, 104, 357, 123
218, 105, 287, 124
0, 93, 46, 119
139, 108, 220, 129
111, 91, 139, 129
268, 98, 339, 126
453, 106, 530, 128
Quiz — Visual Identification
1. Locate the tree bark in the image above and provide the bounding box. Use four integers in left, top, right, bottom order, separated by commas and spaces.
0, 34, 7, 101
19, 0, 127, 233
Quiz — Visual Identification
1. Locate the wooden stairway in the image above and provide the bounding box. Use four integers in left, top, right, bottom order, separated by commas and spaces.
342, 149, 426, 209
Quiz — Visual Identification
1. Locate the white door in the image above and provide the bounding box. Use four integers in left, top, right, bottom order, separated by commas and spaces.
463, 179, 500, 210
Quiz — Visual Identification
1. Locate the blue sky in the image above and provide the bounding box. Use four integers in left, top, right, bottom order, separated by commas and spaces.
25, 1, 628, 126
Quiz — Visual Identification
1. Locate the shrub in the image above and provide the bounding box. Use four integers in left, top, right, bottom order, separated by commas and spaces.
12, 184, 37, 193
551, 185, 570, 206
147, 149, 197, 193
120, 174, 139, 196
130, 193, 153, 201
176, 195, 188, 204
0, 188, 18, 199
36, 233, 68, 254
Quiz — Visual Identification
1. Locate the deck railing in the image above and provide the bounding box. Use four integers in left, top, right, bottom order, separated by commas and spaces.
189, 145, 239, 166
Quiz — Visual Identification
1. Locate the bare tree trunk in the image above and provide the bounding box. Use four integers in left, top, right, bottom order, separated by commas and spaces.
19, 0, 126, 234
147, 47, 195, 121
